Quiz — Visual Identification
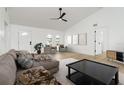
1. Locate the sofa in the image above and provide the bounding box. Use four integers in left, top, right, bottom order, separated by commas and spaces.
0, 49, 59, 85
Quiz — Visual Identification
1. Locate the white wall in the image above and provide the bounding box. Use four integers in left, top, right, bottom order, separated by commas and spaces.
65, 8, 124, 55
0, 8, 10, 54
10, 24, 65, 51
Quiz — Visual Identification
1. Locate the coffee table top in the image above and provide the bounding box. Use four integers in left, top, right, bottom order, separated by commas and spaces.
66, 59, 118, 84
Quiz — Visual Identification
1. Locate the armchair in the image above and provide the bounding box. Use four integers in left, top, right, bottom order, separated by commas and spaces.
59, 45, 67, 52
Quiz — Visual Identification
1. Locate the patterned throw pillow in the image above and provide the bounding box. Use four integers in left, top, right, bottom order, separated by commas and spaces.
16, 67, 60, 85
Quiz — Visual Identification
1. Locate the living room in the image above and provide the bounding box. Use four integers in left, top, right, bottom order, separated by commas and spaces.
1, 6, 124, 86
1, 7, 124, 55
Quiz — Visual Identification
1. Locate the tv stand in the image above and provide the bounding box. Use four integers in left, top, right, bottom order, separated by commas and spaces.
107, 50, 124, 62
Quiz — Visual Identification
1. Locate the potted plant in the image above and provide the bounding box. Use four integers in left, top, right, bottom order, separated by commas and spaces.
34, 43, 44, 54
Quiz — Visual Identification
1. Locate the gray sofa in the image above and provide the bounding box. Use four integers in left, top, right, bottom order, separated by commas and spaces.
0, 49, 59, 85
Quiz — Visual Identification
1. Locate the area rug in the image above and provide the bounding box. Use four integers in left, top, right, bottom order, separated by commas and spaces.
54, 58, 124, 85
54, 58, 78, 85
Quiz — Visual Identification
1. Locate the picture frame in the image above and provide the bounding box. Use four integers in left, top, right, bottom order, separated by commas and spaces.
72, 34, 79, 45
79, 33, 87, 45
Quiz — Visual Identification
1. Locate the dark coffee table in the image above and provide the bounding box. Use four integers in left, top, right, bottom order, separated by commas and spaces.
66, 59, 119, 85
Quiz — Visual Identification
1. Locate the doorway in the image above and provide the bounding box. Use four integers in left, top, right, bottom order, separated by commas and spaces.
18, 31, 32, 53
94, 27, 109, 55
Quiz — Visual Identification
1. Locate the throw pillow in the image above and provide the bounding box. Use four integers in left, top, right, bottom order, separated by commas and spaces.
17, 56, 34, 69
16, 67, 60, 85
16, 50, 33, 59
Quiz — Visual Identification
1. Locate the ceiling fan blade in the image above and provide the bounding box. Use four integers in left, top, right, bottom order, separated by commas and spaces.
50, 18, 59, 20
62, 19, 68, 22
59, 12, 66, 18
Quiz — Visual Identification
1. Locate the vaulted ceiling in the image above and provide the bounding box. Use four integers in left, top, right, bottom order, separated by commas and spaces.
8, 7, 101, 31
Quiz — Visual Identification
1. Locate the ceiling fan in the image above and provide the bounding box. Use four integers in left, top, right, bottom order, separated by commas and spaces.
50, 8, 68, 22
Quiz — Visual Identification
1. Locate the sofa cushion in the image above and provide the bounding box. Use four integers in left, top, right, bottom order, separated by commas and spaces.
38, 60, 59, 70
0, 54, 17, 85
33, 54, 51, 62
49, 67, 59, 74
32, 54, 59, 71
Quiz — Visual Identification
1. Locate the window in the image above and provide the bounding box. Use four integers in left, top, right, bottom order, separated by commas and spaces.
79, 33, 87, 45
72, 34, 79, 45
46, 35, 52, 45
67, 35, 72, 45
55, 35, 60, 45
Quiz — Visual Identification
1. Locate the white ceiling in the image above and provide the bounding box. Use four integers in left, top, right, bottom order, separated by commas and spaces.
8, 7, 101, 31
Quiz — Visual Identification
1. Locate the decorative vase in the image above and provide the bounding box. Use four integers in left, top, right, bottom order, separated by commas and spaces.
37, 50, 41, 54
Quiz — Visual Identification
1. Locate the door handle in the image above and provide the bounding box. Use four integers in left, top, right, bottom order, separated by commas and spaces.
30, 41, 32, 45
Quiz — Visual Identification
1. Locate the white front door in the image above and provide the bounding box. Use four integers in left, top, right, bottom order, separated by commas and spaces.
95, 27, 108, 55
96, 30, 103, 55
18, 31, 32, 52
